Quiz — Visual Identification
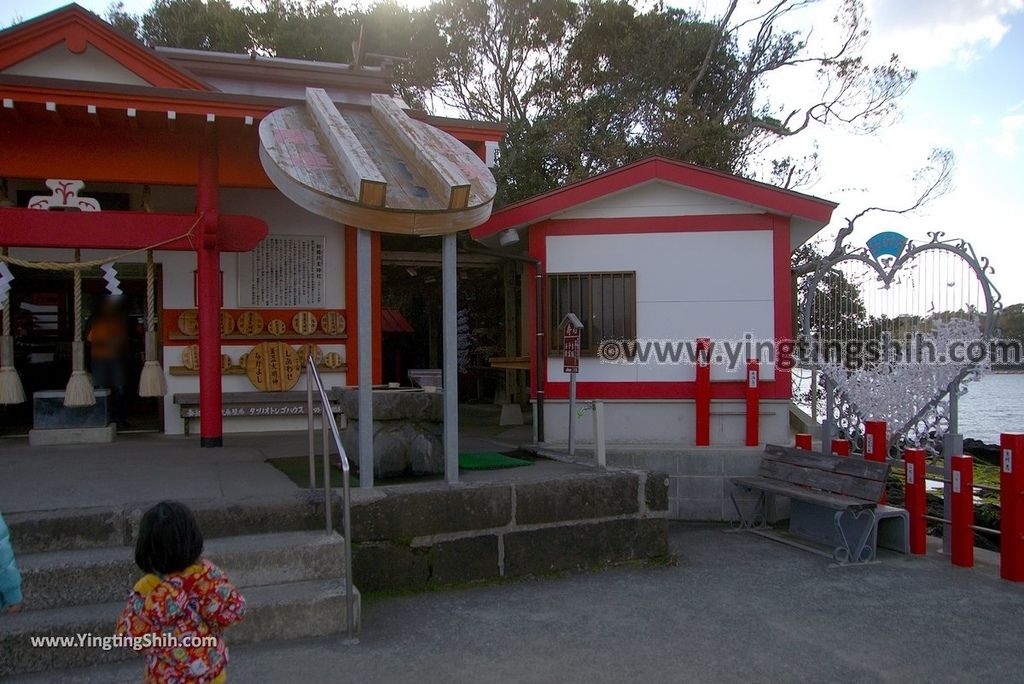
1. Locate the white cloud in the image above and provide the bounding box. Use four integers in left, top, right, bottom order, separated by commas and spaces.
865, 0, 1024, 69
988, 114, 1024, 159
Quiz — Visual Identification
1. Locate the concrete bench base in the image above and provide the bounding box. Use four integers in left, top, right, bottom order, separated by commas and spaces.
28, 424, 116, 447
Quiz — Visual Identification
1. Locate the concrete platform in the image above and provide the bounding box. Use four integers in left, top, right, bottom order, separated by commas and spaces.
10, 524, 1024, 684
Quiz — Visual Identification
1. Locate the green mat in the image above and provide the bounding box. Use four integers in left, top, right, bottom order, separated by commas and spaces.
458, 451, 534, 470
270, 451, 533, 488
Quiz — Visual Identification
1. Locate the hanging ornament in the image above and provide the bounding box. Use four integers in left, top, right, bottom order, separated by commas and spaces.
0, 261, 12, 309
0, 249, 25, 405
101, 263, 122, 296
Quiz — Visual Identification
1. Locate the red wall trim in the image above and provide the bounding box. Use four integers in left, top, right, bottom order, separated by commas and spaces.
541, 213, 775, 236
543, 380, 790, 401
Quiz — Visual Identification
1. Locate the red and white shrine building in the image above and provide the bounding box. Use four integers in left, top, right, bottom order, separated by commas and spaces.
472, 157, 837, 448
0, 5, 503, 443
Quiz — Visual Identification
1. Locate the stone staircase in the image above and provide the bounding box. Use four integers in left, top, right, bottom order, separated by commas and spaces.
0, 501, 359, 679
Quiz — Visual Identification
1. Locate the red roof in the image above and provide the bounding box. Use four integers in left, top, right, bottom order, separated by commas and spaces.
470, 156, 837, 239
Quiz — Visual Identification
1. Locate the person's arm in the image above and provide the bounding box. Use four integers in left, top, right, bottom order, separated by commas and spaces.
0, 516, 23, 609
198, 562, 246, 628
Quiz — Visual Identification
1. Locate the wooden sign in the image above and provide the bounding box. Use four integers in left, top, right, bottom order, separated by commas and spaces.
245, 342, 302, 391
323, 351, 344, 369
220, 312, 236, 336
320, 310, 346, 335
177, 310, 198, 337
267, 319, 287, 336
221, 353, 233, 372
293, 311, 318, 335
236, 310, 264, 336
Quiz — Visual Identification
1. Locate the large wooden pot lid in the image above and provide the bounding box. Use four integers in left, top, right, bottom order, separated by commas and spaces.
259, 89, 496, 236
245, 342, 302, 391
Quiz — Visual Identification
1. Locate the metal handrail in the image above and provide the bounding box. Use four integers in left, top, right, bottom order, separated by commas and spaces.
305, 357, 355, 640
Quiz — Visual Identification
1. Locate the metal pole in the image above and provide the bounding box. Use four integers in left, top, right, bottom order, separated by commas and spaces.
322, 415, 332, 535
535, 270, 544, 444
942, 390, 963, 554
357, 228, 374, 489
822, 375, 834, 450
442, 233, 459, 484
568, 373, 577, 457
307, 364, 315, 489
594, 401, 606, 468
343, 467, 354, 638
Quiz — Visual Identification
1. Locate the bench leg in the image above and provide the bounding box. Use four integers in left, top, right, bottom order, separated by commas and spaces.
833, 509, 877, 564
730, 488, 768, 530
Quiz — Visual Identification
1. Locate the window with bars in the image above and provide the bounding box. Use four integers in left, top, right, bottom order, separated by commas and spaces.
548, 272, 636, 354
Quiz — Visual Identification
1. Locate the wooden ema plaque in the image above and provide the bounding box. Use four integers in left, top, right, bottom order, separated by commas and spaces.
295, 343, 323, 365
267, 319, 287, 336
181, 344, 200, 370
320, 310, 345, 335
292, 311, 318, 335
245, 342, 302, 391
236, 310, 264, 336
177, 310, 198, 337
220, 311, 236, 336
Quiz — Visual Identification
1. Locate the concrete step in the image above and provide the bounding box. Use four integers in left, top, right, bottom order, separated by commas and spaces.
0, 578, 360, 678
19, 530, 349, 611
7, 494, 334, 554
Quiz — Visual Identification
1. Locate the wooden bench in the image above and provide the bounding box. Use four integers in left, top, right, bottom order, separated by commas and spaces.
173, 391, 345, 436
729, 444, 909, 564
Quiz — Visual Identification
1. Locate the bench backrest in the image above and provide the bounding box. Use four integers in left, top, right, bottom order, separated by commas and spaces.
760, 444, 889, 502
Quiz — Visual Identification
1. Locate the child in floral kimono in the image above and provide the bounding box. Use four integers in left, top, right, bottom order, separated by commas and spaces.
0, 510, 23, 613
118, 501, 246, 683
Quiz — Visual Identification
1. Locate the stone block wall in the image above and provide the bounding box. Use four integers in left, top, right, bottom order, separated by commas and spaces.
347, 470, 669, 592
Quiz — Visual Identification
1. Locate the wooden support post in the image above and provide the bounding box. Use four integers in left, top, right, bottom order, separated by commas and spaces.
694, 338, 710, 447
1000, 433, 1024, 581
951, 454, 974, 568
864, 419, 888, 503
196, 128, 222, 447
831, 439, 850, 457
745, 359, 759, 447
795, 433, 812, 450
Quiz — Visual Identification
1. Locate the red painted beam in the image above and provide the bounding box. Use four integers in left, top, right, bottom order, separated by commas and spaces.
0, 208, 267, 252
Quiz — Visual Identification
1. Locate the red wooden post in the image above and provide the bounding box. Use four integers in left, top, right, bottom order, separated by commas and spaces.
745, 359, 759, 447
831, 439, 850, 457
864, 420, 887, 462
864, 419, 888, 503
1000, 433, 1024, 581
950, 454, 974, 568
904, 447, 927, 555
196, 129, 223, 447
695, 338, 710, 446
795, 433, 812, 450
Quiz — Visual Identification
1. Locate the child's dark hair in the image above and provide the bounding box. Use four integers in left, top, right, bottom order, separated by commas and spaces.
134, 501, 204, 575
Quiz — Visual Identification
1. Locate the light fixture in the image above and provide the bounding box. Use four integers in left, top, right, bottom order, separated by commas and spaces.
498, 228, 520, 247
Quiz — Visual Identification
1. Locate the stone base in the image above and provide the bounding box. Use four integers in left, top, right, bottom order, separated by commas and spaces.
498, 403, 524, 426
29, 424, 117, 447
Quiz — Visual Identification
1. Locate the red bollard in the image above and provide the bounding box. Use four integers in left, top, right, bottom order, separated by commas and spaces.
904, 448, 927, 555
695, 338, 710, 447
745, 359, 759, 447
831, 439, 850, 457
950, 454, 974, 568
864, 420, 888, 503
1000, 433, 1024, 581
864, 420, 887, 462
795, 433, 812, 450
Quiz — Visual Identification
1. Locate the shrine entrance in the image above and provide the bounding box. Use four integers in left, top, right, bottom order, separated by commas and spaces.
0, 262, 163, 436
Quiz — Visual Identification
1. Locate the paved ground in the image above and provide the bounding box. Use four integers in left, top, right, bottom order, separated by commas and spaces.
10, 524, 1024, 684
0, 404, 534, 513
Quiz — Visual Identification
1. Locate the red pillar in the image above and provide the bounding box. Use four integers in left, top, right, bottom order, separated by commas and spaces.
795, 433, 812, 450
904, 447, 927, 555
196, 130, 222, 447
695, 338, 710, 446
831, 439, 850, 457
1000, 433, 1024, 581
950, 454, 974, 568
745, 359, 759, 447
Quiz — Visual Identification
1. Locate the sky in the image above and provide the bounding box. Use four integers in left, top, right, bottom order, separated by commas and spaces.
1, 0, 1022, 306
